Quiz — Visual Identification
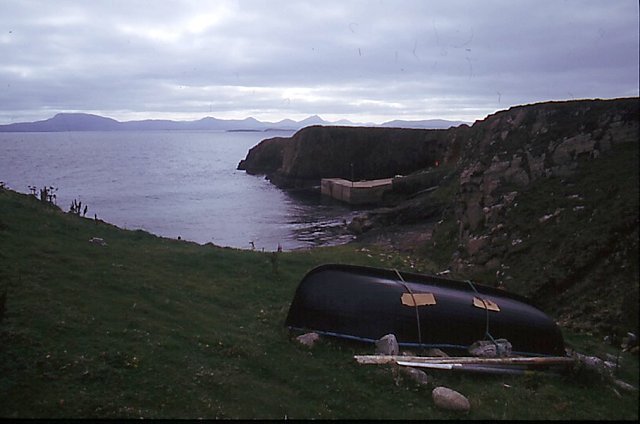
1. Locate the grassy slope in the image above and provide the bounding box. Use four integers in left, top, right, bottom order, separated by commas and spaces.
502, 141, 639, 333
0, 189, 637, 419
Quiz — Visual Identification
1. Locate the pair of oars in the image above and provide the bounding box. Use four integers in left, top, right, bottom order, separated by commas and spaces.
354, 355, 575, 376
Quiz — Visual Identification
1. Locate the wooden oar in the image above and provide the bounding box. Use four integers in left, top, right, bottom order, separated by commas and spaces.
395, 360, 559, 376
354, 355, 575, 366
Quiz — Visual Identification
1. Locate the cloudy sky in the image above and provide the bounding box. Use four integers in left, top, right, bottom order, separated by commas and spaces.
0, 0, 638, 124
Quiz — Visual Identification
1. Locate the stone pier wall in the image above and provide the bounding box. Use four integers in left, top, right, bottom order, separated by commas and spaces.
321, 178, 393, 205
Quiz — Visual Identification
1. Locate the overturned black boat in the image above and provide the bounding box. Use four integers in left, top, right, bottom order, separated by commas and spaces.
285, 264, 565, 356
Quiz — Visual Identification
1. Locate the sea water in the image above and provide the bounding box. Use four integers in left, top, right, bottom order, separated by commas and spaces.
0, 130, 360, 250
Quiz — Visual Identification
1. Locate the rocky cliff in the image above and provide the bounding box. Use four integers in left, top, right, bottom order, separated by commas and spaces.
239, 97, 639, 337
448, 98, 638, 272
237, 136, 290, 175
441, 97, 639, 336
238, 125, 465, 188
366, 97, 638, 336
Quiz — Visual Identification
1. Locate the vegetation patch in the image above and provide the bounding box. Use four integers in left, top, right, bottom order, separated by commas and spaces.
0, 188, 637, 419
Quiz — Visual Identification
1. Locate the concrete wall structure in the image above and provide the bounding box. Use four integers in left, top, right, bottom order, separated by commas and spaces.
321, 178, 393, 205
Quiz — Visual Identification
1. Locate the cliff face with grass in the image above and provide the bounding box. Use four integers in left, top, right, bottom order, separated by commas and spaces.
238, 125, 464, 188
395, 97, 638, 336
237, 136, 290, 176
239, 97, 640, 336
437, 98, 639, 336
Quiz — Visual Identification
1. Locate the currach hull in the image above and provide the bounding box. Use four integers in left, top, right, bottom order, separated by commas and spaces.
285, 264, 565, 356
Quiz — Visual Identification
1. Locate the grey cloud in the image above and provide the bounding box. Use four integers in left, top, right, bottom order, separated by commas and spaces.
0, 0, 637, 124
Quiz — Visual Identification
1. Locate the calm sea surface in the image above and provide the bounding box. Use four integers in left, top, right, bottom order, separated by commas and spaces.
0, 130, 360, 250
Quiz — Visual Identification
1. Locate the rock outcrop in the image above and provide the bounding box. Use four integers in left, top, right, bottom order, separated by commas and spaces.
239, 98, 637, 195
237, 136, 289, 175
437, 97, 638, 335
238, 125, 463, 188
449, 98, 639, 271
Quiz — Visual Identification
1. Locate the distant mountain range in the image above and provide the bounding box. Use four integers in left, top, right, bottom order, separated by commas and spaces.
0, 113, 468, 132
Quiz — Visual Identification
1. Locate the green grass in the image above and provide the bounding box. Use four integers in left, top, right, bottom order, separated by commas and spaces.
0, 188, 638, 419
